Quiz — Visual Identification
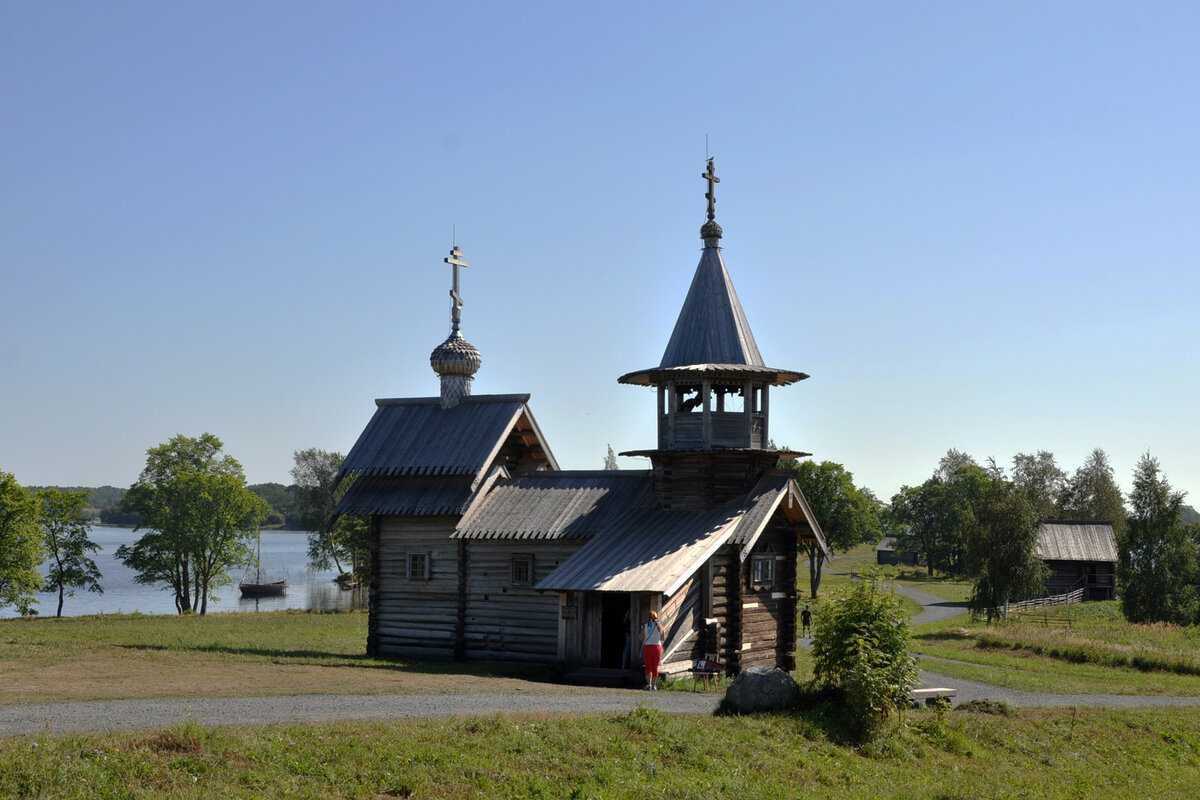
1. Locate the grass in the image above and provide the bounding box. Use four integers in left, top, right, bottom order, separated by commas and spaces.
913, 603, 1200, 696
0, 610, 567, 706
4, 706, 1200, 798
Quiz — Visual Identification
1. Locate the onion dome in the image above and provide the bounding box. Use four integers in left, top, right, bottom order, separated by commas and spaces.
430, 332, 482, 377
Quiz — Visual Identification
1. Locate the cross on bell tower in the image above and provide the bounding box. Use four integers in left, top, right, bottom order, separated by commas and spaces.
702, 158, 720, 223
444, 245, 469, 335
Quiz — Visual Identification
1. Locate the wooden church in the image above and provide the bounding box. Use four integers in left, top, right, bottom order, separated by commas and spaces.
334, 161, 828, 679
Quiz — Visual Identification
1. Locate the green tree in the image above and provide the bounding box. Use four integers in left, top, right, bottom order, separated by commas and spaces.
0, 471, 44, 615
38, 487, 103, 617
890, 465, 989, 579
811, 574, 919, 740
117, 434, 268, 614
1011, 450, 1066, 521
965, 481, 1047, 623
787, 460, 880, 598
935, 448, 978, 483
1117, 453, 1197, 625
1059, 448, 1126, 534
292, 448, 369, 578
603, 444, 619, 471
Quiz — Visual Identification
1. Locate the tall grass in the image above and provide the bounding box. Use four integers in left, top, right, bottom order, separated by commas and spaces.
4, 706, 1200, 799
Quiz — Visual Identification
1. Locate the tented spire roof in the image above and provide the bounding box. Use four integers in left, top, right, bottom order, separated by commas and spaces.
618, 159, 807, 387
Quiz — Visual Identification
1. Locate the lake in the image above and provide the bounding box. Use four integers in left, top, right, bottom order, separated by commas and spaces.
0, 527, 367, 619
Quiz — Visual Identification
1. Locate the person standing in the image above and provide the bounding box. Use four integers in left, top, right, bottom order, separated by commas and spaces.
640, 609, 663, 690
801, 604, 813, 637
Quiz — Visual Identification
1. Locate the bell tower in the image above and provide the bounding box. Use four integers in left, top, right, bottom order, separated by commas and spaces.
618, 160, 809, 508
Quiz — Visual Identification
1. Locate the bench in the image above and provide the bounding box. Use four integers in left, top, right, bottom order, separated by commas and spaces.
688, 657, 726, 691
910, 687, 957, 708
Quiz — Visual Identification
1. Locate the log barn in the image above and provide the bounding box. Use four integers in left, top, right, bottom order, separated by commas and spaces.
1035, 521, 1117, 601
335, 161, 828, 680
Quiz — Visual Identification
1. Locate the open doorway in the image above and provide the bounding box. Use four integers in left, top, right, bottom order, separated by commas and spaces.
600, 593, 631, 668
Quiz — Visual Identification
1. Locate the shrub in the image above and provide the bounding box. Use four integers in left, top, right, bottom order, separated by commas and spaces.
811, 574, 919, 740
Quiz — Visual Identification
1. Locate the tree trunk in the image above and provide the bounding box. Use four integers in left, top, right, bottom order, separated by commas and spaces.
807, 545, 825, 599
56, 584, 64, 618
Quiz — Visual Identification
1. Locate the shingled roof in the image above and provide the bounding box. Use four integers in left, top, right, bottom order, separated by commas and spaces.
453, 471, 657, 540
617, 221, 806, 386
535, 472, 828, 596
336, 394, 557, 482
1036, 521, 1118, 562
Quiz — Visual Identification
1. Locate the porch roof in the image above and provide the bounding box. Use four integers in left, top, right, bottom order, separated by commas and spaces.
535, 503, 743, 597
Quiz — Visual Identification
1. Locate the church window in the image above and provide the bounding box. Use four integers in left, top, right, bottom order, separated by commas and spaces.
751, 554, 775, 587
510, 555, 533, 585
407, 552, 431, 581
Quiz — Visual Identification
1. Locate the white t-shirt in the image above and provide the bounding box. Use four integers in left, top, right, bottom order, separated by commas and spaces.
643, 620, 662, 646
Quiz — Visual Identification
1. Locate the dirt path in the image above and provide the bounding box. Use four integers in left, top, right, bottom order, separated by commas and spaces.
0, 690, 721, 735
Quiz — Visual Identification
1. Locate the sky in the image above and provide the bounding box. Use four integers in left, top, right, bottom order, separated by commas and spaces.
2, 2, 1197, 504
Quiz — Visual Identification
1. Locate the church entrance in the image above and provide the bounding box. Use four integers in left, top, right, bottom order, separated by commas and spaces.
600, 593, 631, 669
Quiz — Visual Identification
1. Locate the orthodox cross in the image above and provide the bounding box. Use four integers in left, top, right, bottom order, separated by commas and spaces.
702, 158, 720, 222
444, 245, 469, 334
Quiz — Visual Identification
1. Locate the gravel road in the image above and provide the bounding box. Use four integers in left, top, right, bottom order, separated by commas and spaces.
0, 690, 721, 736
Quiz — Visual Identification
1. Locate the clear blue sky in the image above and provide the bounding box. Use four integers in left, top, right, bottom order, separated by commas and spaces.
2, 2, 1197, 505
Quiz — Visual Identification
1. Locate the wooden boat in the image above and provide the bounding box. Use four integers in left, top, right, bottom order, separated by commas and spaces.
239, 530, 286, 598
239, 579, 286, 598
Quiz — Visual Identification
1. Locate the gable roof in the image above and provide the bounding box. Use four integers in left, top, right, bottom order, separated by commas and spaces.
535, 472, 829, 597
535, 503, 743, 597
1036, 521, 1118, 563
730, 472, 829, 559
453, 471, 656, 540
336, 394, 557, 482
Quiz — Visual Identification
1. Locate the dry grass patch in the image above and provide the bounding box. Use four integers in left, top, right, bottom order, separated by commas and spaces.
0, 611, 589, 705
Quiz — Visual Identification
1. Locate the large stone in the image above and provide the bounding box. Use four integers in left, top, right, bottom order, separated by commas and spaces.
724, 666, 799, 714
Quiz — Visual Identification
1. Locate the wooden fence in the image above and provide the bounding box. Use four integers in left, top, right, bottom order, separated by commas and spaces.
1005, 587, 1086, 627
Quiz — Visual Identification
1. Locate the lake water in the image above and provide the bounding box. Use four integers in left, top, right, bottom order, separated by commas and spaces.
0, 527, 367, 619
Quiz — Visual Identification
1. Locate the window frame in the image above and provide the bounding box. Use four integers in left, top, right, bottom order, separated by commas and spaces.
510, 554, 534, 586
750, 554, 776, 588
407, 552, 431, 581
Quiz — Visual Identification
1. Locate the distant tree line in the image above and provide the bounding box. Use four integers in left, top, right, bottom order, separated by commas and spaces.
774, 444, 1199, 627
25, 482, 308, 530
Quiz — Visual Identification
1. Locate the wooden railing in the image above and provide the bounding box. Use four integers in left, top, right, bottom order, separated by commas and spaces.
1007, 586, 1086, 613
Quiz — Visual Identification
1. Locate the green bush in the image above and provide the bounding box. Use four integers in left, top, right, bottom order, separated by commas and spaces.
811, 574, 919, 740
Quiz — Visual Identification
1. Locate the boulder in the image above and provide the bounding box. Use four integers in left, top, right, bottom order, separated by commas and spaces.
724, 666, 799, 714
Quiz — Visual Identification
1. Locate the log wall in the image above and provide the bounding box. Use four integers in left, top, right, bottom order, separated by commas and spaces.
738, 523, 798, 672
370, 515, 461, 659
462, 540, 582, 662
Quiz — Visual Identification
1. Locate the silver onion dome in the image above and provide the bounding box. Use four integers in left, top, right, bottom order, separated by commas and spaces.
430, 332, 482, 377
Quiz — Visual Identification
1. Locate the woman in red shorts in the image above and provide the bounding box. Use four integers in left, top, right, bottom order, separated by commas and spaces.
640, 609, 663, 690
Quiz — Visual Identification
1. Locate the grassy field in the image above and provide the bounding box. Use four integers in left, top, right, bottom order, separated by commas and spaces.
4, 705, 1200, 798
913, 602, 1200, 696
0, 611, 572, 706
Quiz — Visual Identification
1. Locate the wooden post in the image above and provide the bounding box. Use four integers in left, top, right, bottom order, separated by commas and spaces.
761, 384, 770, 445
701, 380, 712, 449
666, 380, 676, 448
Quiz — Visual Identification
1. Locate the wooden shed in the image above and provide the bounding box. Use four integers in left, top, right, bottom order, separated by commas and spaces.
1036, 521, 1117, 601
335, 160, 828, 679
